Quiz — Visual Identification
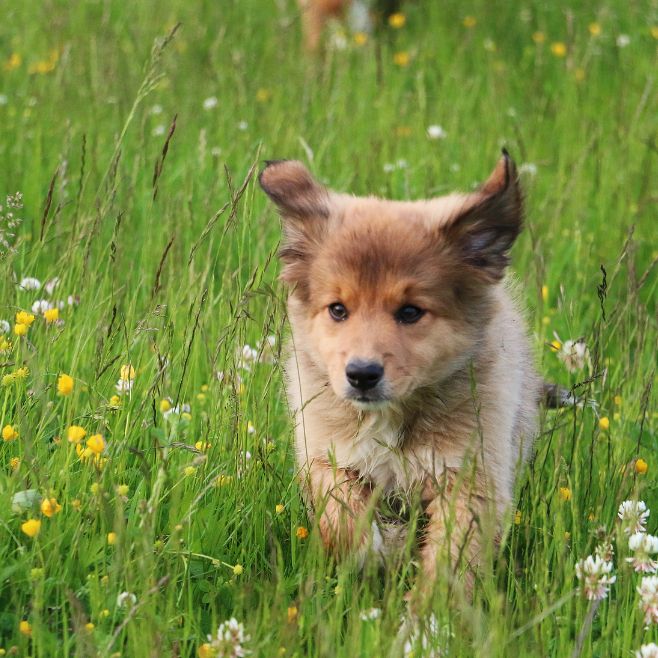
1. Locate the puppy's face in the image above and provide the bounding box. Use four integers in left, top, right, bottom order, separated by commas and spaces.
260, 156, 522, 408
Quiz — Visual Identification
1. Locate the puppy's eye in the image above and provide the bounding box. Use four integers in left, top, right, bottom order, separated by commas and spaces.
328, 303, 348, 322
395, 305, 425, 324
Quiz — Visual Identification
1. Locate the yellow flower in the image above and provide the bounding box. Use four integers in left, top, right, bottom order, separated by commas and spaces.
588, 22, 601, 37
160, 398, 172, 413
256, 88, 271, 103
198, 644, 214, 658
19, 620, 32, 636
393, 51, 410, 67
14, 323, 28, 336
41, 497, 62, 517
215, 474, 233, 487
598, 417, 609, 431
71, 498, 81, 510
21, 519, 41, 538
196, 392, 207, 403
1, 374, 14, 386
2, 424, 18, 441
287, 606, 298, 623
120, 364, 135, 381
559, 487, 572, 502
182, 412, 192, 421
16, 311, 35, 326
15, 366, 29, 379
353, 32, 368, 46
550, 42, 567, 57
100, 608, 110, 618
532, 31, 545, 44
275, 504, 285, 514
388, 12, 406, 29
195, 440, 211, 452
107, 532, 117, 545
233, 564, 243, 576
636, 458, 648, 475
4, 52, 22, 71
67, 425, 86, 443
550, 339, 562, 351
10, 456, 20, 471
462, 15, 477, 28
184, 466, 196, 477
108, 394, 121, 409
296, 526, 309, 540
116, 484, 129, 497
85, 622, 95, 632
43, 307, 59, 323
651, 26, 658, 39
542, 316, 551, 326
0, 336, 12, 352
541, 285, 549, 303
200, 384, 209, 392
57, 373, 74, 396
86, 434, 105, 454
614, 395, 622, 406
514, 510, 522, 525
90, 483, 101, 494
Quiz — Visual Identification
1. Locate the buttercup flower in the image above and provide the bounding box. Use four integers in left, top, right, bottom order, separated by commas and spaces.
86, 434, 106, 455
40, 497, 62, 517
43, 307, 59, 323
21, 519, 41, 538
627, 533, 658, 573
107, 532, 117, 545
393, 51, 410, 67
551, 42, 567, 57
14, 323, 28, 336
19, 620, 32, 636
296, 526, 309, 540
559, 487, 572, 502
598, 417, 609, 430
575, 554, 615, 600
636, 458, 649, 475
2, 424, 18, 441
57, 373, 74, 396
67, 425, 86, 443
618, 500, 650, 534
15, 311, 35, 326
388, 12, 406, 28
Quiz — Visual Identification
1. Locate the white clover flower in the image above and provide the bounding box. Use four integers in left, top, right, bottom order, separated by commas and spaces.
575, 555, 616, 600
383, 163, 396, 173
554, 334, 590, 372
115, 378, 133, 394
359, 607, 382, 621
518, 162, 538, 177
618, 500, 650, 534
0, 320, 10, 333
241, 345, 258, 362
207, 617, 250, 657
19, 277, 41, 291
396, 159, 408, 169
247, 421, 256, 435
595, 540, 614, 562
426, 125, 447, 140
31, 299, 53, 315
616, 34, 631, 48
152, 124, 166, 137
149, 104, 163, 115
237, 120, 248, 131
637, 643, 658, 658
638, 576, 658, 625
627, 533, 658, 573
163, 403, 191, 419
203, 96, 219, 110
116, 591, 137, 608
211, 146, 222, 157
44, 277, 60, 296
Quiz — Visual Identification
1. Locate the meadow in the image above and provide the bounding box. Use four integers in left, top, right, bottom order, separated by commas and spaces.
1, 0, 657, 655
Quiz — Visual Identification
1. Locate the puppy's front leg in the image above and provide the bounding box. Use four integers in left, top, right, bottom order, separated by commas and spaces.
306, 460, 374, 557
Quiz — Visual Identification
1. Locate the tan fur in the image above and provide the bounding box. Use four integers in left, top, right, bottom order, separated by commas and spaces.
260, 155, 542, 594
298, 0, 349, 51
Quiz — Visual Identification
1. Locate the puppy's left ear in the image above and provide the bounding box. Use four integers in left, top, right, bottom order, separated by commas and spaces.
444, 150, 523, 282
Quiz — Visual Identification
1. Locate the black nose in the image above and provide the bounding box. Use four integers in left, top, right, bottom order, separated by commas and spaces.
345, 361, 384, 391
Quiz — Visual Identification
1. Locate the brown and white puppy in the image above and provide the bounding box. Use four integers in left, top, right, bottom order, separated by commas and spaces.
259, 154, 542, 593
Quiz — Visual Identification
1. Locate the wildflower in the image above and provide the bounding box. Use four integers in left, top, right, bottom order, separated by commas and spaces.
388, 12, 406, 28
598, 417, 609, 430
651, 26, 658, 40
595, 540, 614, 562
4, 52, 22, 71
44, 307, 59, 323
108, 394, 121, 409
616, 34, 630, 48
532, 31, 545, 44
117, 592, 137, 608
67, 425, 86, 443
275, 504, 285, 515
152, 124, 165, 137
636, 458, 649, 475
287, 606, 298, 623
40, 497, 62, 517
198, 644, 213, 658
614, 394, 622, 406
71, 499, 81, 510
0, 320, 9, 333
541, 285, 549, 303
116, 484, 129, 497
15, 366, 28, 379
19, 277, 41, 291
57, 373, 74, 396
393, 51, 410, 67
2, 424, 18, 441
296, 526, 309, 540
237, 120, 248, 131
85, 622, 95, 632
107, 532, 117, 545
184, 466, 196, 477
637, 644, 658, 658
14, 323, 28, 336
16, 311, 35, 326
514, 510, 522, 525
618, 500, 649, 534
10, 456, 20, 471
115, 378, 133, 394
354, 32, 368, 46
21, 519, 41, 538
559, 487, 572, 502
233, 564, 243, 576
203, 96, 218, 110
553, 336, 589, 372
255, 88, 271, 103
360, 607, 382, 621
627, 533, 658, 573
44, 277, 60, 295
575, 554, 615, 600
638, 576, 658, 625
588, 22, 601, 37
204, 618, 250, 658
19, 620, 32, 636
86, 434, 106, 455
463, 15, 477, 28
247, 421, 256, 435
426, 124, 447, 140
160, 398, 172, 413
550, 42, 567, 57
195, 441, 211, 452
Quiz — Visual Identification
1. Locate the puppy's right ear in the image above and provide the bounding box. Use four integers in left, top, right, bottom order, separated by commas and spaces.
259, 160, 329, 289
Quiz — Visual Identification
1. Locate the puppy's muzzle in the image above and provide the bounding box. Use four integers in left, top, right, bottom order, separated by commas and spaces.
345, 360, 384, 392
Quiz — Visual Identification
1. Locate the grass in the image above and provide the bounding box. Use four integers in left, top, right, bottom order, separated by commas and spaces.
0, 0, 657, 655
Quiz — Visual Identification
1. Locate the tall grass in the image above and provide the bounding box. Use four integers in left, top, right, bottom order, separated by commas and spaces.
0, 1, 656, 655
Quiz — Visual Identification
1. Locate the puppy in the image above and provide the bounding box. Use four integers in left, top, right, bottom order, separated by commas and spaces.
259, 154, 542, 593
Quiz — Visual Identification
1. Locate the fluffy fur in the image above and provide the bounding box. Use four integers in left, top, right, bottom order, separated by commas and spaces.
259, 155, 542, 593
